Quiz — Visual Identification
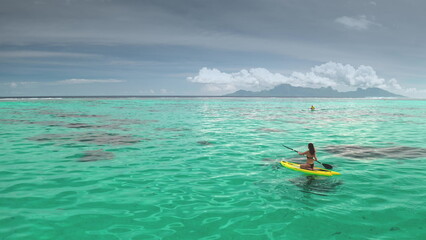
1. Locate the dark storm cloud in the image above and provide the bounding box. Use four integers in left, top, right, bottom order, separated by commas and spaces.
2, 0, 425, 75
2, 0, 425, 54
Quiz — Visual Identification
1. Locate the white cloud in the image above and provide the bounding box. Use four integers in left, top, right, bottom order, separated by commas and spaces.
295, 62, 387, 88
2, 81, 38, 88
392, 87, 426, 98
187, 67, 289, 93
335, 15, 380, 30
188, 62, 405, 94
54, 79, 125, 85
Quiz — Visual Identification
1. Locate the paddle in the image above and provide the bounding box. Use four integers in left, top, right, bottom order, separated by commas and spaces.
282, 144, 333, 170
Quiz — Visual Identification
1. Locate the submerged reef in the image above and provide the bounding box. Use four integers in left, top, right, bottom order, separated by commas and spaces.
325, 145, 426, 160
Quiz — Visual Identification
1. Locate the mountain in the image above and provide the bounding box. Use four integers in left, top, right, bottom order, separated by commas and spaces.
224, 84, 404, 98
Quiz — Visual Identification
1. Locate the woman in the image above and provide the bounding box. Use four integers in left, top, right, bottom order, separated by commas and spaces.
298, 143, 317, 170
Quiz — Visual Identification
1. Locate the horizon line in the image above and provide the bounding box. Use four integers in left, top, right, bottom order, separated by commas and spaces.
0, 95, 419, 99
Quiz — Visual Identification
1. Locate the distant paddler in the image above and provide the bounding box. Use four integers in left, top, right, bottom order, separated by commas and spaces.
310, 105, 315, 111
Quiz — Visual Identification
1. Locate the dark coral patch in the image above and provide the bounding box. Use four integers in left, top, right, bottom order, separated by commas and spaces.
28, 132, 142, 146
78, 150, 115, 162
325, 145, 426, 159
197, 141, 213, 145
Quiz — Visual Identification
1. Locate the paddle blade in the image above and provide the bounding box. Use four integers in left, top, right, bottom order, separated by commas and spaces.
322, 163, 333, 170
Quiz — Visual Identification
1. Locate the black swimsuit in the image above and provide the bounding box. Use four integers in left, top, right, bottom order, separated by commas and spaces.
307, 156, 314, 168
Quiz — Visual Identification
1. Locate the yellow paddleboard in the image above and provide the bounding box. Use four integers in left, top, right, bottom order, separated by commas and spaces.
281, 161, 341, 176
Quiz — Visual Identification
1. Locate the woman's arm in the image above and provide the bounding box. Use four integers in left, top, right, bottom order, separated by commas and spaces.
298, 151, 308, 155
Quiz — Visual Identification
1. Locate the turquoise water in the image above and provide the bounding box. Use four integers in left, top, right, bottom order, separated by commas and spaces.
1, 97, 425, 240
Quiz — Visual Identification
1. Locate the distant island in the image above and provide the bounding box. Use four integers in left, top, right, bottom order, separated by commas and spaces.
224, 84, 404, 98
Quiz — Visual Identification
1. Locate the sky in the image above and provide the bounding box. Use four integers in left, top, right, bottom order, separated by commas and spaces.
0, 0, 425, 97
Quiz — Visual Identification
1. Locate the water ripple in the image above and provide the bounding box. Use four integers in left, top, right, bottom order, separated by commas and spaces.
1, 98, 426, 239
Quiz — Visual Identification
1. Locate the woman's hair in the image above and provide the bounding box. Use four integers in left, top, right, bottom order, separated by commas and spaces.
308, 143, 315, 155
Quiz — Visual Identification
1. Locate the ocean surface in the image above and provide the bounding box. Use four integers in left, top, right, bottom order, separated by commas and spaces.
1, 97, 425, 240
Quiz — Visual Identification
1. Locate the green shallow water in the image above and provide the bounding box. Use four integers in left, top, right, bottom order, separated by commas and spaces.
1, 97, 425, 240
